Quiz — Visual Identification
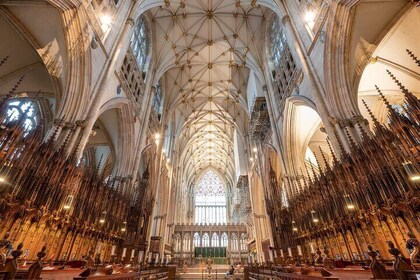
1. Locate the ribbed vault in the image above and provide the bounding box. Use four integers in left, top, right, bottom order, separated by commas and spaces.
149, 0, 269, 186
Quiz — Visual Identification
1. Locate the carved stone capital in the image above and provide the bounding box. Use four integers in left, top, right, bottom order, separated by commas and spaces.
350, 115, 369, 126
262, 85, 268, 92
126, 17, 135, 27
64, 122, 76, 130
281, 15, 291, 25
328, 117, 339, 125
54, 118, 66, 127
75, 120, 88, 128
339, 119, 352, 128
114, 175, 133, 183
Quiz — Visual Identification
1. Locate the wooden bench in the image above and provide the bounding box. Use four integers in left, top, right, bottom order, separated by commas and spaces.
247, 267, 338, 280
0, 272, 9, 280
403, 270, 420, 280
139, 269, 169, 280
73, 267, 171, 280
74, 271, 140, 280
14, 270, 38, 279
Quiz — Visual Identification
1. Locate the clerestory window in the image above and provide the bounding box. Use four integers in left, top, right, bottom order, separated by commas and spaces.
130, 16, 149, 74
269, 16, 298, 113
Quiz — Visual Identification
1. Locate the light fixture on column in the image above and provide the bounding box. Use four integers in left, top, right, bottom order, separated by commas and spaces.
347, 204, 355, 210
253, 147, 258, 153
292, 220, 298, 231
403, 161, 420, 181
310, 210, 319, 223
121, 221, 127, 232
63, 195, 74, 210
155, 133, 161, 145
344, 193, 356, 211
99, 211, 107, 224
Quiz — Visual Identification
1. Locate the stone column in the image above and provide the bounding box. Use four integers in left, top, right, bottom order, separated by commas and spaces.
77, 15, 136, 159
279, 13, 345, 153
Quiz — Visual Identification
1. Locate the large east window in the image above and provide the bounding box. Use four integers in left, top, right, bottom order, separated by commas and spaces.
194, 171, 227, 224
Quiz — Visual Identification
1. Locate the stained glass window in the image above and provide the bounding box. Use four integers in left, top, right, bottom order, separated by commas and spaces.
232, 234, 238, 251
202, 233, 210, 247
194, 170, 227, 224
211, 233, 219, 247
281, 183, 289, 208
269, 16, 297, 111
152, 82, 163, 119
3, 99, 38, 137
173, 234, 181, 252
183, 234, 191, 252
270, 17, 288, 70
193, 232, 200, 247
131, 16, 149, 73
221, 233, 228, 247
240, 233, 247, 251
390, 104, 409, 118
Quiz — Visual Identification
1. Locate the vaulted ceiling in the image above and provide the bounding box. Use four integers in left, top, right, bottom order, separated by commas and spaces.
149, 0, 270, 185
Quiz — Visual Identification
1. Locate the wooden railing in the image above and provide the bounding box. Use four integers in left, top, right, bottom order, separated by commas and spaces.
246, 267, 337, 280
74, 272, 140, 280
245, 265, 420, 280
404, 270, 420, 280
73, 266, 174, 280
0, 272, 9, 280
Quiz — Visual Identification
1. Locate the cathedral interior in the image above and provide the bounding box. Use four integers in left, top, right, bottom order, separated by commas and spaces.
0, 0, 419, 280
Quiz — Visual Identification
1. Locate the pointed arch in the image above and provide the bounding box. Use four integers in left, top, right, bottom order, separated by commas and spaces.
194, 170, 227, 225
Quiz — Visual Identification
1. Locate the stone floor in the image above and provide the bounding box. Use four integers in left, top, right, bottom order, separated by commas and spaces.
178, 265, 234, 280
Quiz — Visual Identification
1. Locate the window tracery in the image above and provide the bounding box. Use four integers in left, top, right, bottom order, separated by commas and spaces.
390, 104, 409, 119
152, 83, 163, 120
194, 170, 227, 224
202, 233, 210, 247
130, 16, 148, 73
173, 234, 181, 252
231, 234, 238, 251
3, 99, 38, 137
269, 17, 299, 115
183, 234, 191, 252
221, 232, 228, 247
281, 186, 289, 208
240, 233, 247, 251
211, 233, 219, 247
120, 15, 149, 106
270, 18, 288, 70
193, 232, 200, 247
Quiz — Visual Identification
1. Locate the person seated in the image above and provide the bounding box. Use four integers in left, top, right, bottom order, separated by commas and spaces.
236, 262, 243, 273
225, 265, 235, 278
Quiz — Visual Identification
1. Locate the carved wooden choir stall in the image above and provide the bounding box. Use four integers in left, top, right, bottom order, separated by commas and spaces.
0, 59, 161, 279
262, 51, 420, 279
